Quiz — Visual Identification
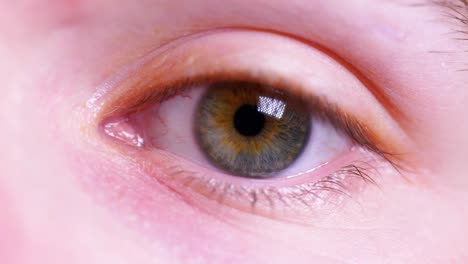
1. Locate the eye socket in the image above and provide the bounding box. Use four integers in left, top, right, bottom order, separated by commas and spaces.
93, 30, 404, 221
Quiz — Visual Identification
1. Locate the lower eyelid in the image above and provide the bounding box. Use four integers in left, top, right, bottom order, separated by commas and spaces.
126, 146, 389, 223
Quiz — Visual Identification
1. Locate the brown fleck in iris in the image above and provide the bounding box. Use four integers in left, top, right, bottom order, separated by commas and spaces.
195, 81, 310, 178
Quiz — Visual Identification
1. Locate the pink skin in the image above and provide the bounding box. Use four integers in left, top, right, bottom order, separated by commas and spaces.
1, 0, 468, 263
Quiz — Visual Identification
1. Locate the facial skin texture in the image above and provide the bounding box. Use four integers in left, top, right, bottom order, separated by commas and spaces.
1, 0, 468, 263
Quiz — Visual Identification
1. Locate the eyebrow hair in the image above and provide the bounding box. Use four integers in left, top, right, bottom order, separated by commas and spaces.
430, 0, 468, 32
422, 0, 468, 70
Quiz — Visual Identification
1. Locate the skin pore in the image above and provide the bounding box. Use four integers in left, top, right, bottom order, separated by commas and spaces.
0, 0, 468, 263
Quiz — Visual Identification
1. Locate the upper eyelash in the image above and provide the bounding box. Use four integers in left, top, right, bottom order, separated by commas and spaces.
102, 72, 402, 167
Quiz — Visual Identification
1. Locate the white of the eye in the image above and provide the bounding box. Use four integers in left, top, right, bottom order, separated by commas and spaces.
141, 84, 350, 177
275, 117, 350, 178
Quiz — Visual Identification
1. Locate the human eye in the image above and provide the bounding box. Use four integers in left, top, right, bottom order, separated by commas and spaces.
89, 30, 409, 223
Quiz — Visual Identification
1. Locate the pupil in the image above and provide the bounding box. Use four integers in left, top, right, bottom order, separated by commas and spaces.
233, 104, 265, 137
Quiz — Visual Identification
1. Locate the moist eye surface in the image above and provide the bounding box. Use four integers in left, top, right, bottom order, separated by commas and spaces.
195, 81, 311, 178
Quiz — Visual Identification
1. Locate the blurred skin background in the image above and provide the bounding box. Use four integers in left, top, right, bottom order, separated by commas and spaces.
1, 0, 468, 263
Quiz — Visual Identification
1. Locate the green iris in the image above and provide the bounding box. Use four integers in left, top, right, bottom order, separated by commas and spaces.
195, 81, 310, 178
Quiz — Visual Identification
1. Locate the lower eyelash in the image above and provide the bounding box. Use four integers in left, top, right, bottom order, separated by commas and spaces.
161, 158, 386, 222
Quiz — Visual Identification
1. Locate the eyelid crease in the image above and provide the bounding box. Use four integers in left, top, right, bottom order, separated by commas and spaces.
92, 27, 407, 124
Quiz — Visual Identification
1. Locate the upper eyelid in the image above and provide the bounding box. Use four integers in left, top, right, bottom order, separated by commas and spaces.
91, 28, 404, 121
90, 29, 413, 167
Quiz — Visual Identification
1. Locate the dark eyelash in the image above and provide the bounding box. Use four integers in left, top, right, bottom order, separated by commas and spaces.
413, 0, 468, 28
435, 0, 468, 35
426, 0, 468, 70
410, 1, 468, 71
309, 96, 402, 171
